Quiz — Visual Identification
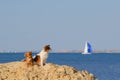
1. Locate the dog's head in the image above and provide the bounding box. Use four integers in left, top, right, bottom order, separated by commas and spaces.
24, 51, 32, 58
44, 45, 51, 52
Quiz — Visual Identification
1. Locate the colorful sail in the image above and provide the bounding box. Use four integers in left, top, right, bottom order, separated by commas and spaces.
83, 41, 92, 54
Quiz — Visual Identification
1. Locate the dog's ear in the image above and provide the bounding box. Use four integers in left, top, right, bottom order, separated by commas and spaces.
29, 51, 32, 55
24, 52, 27, 57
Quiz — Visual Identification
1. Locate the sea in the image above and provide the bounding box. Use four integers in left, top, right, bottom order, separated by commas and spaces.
0, 52, 120, 80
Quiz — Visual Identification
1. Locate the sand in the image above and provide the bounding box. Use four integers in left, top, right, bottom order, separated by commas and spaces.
0, 61, 96, 80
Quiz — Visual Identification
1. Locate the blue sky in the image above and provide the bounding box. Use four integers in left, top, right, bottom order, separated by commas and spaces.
0, 0, 120, 51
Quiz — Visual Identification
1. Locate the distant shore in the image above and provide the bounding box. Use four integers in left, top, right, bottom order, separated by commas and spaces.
54, 50, 120, 53
0, 50, 120, 53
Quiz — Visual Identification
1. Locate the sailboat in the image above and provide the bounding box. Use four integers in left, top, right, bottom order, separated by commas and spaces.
82, 41, 92, 54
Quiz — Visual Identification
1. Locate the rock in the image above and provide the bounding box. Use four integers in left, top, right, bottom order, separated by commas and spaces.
0, 62, 96, 80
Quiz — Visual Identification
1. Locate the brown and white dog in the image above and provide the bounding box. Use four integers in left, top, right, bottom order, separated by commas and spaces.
23, 51, 33, 67
33, 45, 51, 66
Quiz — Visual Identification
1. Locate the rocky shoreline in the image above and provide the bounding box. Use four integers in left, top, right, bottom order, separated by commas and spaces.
0, 62, 96, 80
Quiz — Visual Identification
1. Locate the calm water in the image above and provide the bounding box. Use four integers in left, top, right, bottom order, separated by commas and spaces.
0, 52, 120, 80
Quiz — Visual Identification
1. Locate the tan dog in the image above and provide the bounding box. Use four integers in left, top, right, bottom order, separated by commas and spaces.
23, 51, 33, 67
33, 45, 51, 66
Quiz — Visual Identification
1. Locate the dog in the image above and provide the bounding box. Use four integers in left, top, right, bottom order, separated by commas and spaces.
33, 45, 51, 66
23, 51, 33, 67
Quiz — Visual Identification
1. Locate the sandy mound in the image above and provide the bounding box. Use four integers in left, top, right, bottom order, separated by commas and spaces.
0, 62, 96, 80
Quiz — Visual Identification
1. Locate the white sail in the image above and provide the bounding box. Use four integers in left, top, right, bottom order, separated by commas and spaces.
82, 41, 92, 54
